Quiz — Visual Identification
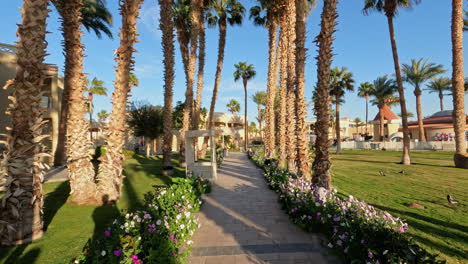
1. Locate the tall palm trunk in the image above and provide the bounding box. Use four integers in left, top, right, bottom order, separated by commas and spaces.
265, 14, 279, 158
243, 78, 248, 150
295, 0, 310, 178
63, 0, 99, 205
438, 91, 444, 111
386, 16, 411, 165
286, 0, 297, 172
451, 0, 468, 168
277, 21, 288, 168
312, 0, 338, 190
201, 15, 227, 157
414, 86, 426, 141
97, 0, 142, 202
88, 93, 94, 141
160, 0, 175, 168
55, 95, 68, 166
365, 95, 369, 135
180, 0, 201, 164
193, 3, 206, 131
379, 105, 385, 141
0, 0, 49, 245
335, 96, 342, 153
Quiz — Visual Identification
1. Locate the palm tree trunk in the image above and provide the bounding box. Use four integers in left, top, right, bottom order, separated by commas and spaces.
96, 0, 142, 202
0, 0, 49, 245
160, 0, 175, 168
451, 0, 468, 168
414, 86, 426, 141
54, 92, 68, 166
379, 105, 385, 141
192, 2, 205, 131
295, 0, 310, 178
265, 15, 279, 158
63, 0, 100, 205
387, 16, 411, 165
278, 22, 288, 168
244, 78, 248, 151
312, 0, 338, 190
286, 0, 297, 172
365, 95, 369, 136
335, 97, 342, 154
439, 92, 444, 111
89, 107, 93, 141
201, 15, 227, 157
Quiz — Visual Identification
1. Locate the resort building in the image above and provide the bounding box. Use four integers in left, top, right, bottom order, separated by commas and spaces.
307, 118, 374, 142
0, 43, 64, 164
371, 104, 401, 141
404, 110, 468, 142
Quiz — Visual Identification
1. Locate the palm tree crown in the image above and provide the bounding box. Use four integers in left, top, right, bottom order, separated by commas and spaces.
402, 58, 446, 92
425, 77, 452, 94
358, 82, 374, 98
226, 99, 240, 114
363, 0, 420, 18
252, 91, 267, 106
369, 76, 398, 106
85, 77, 107, 96
329, 66, 355, 99
206, 0, 245, 27
234, 62, 256, 82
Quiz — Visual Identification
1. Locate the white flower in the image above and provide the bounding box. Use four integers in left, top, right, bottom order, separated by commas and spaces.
176, 214, 181, 220
156, 219, 162, 225
74, 260, 80, 264
383, 250, 388, 255
138, 236, 141, 240
161, 190, 166, 195
124, 222, 129, 227
187, 240, 193, 245
101, 250, 106, 256
125, 213, 130, 219
125, 228, 130, 233
315, 202, 320, 207
185, 212, 191, 217
180, 224, 185, 229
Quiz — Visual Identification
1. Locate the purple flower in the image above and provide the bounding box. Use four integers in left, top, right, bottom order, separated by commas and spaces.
336, 240, 343, 246
148, 227, 155, 233
368, 252, 373, 259
113, 250, 122, 257
169, 235, 175, 240
344, 247, 349, 254
333, 216, 341, 222
104, 231, 111, 237
131, 255, 139, 260
316, 212, 321, 220
307, 215, 312, 220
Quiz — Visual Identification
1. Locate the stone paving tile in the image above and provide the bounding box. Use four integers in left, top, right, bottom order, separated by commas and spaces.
188, 153, 336, 264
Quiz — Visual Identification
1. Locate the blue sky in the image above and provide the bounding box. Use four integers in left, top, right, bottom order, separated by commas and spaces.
0, 1, 466, 123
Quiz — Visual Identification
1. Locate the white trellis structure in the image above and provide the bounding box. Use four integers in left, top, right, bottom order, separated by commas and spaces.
185, 130, 217, 180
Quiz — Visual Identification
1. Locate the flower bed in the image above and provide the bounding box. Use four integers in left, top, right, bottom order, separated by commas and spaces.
73, 176, 211, 264
249, 152, 443, 264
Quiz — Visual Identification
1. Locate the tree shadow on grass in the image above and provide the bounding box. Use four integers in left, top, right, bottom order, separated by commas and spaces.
43, 181, 70, 231
3, 247, 40, 264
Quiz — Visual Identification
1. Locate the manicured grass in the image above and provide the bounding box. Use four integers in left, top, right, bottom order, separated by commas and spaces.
331, 150, 467, 264
0, 154, 184, 264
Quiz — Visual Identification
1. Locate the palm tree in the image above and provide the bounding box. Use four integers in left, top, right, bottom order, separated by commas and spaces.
62, 0, 100, 205
193, 0, 207, 132
363, 0, 419, 165
226, 99, 241, 115
84, 76, 107, 141
201, 0, 245, 156
451, 0, 468, 169
53, 0, 113, 167
97, 110, 110, 122
0, 0, 49, 245
357, 82, 374, 136
369, 76, 398, 141
425, 77, 451, 111
354, 117, 363, 134
160, 0, 176, 169
402, 58, 445, 141
312, 0, 338, 189
96, 0, 143, 202
250, 0, 282, 158
252, 91, 267, 141
277, 8, 288, 168
234, 62, 256, 151
329, 67, 355, 154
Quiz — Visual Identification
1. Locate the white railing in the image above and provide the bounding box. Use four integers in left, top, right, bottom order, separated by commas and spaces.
341, 141, 464, 151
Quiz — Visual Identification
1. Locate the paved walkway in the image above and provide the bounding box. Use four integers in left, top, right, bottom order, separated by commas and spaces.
188, 153, 338, 264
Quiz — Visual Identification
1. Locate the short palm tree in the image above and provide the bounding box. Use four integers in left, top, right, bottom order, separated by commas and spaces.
252, 91, 267, 141
425, 77, 451, 111
226, 99, 241, 115
160, 0, 176, 169
354, 117, 363, 134
84, 77, 107, 140
53, 0, 113, 166
363, 0, 420, 165
329, 67, 355, 154
0, 0, 49, 245
369, 76, 398, 141
451, 0, 468, 169
357, 82, 374, 136
402, 58, 446, 141
312, 0, 339, 189
234, 62, 256, 150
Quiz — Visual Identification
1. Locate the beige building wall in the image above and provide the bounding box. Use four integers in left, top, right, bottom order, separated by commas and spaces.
372, 120, 400, 140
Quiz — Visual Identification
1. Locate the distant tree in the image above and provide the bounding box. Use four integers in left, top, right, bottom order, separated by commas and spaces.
357, 82, 374, 135
226, 99, 241, 115
425, 77, 451, 111
252, 91, 267, 141
127, 102, 164, 157
84, 76, 107, 140
97, 110, 110, 122
234, 61, 256, 150
353, 117, 363, 134
369, 76, 399, 141
172, 101, 185, 130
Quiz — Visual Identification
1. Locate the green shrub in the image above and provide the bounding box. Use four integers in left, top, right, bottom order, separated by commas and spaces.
94, 145, 107, 160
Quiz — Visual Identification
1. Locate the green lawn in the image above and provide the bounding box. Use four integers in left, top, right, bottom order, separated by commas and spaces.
0, 154, 184, 264
331, 150, 467, 264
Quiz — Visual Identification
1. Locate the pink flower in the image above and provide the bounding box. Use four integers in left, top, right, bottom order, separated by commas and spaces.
169, 235, 175, 240
104, 231, 111, 237
397, 226, 406, 232
131, 255, 139, 260
172, 253, 177, 257
134, 261, 143, 264
113, 250, 122, 256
